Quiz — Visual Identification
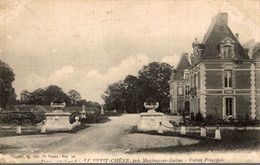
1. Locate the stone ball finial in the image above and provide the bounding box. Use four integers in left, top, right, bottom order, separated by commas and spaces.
192, 37, 200, 48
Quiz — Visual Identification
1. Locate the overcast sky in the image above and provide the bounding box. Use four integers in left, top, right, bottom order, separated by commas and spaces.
0, 0, 259, 103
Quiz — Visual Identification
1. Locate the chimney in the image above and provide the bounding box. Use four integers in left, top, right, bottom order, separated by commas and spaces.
235, 33, 239, 41
214, 13, 228, 25
184, 53, 189, 60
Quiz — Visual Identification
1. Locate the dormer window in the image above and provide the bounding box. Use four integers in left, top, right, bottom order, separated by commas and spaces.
219, 37, 236, 59
183, 70, 189, 80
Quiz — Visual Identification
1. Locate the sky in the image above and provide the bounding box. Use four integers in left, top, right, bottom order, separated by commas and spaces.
0, 0, 259, 103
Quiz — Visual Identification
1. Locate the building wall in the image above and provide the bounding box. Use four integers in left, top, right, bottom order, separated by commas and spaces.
190, 97, 199, 115
170, 80, 190, 114
255, 64, 260, 119
236, 70, 251, 89
205, 71, 222, 89
189, 61, 256, 119
169, 81, 177, 114
256, 94, 260, 119
205, 95, 223, 117
236, 95, 252, 117
205, 94, 251, 119
256, 67, 260, 89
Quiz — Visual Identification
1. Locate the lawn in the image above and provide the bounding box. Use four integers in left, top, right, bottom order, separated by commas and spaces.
0, 124, 89, 138
132, 128, 260, 153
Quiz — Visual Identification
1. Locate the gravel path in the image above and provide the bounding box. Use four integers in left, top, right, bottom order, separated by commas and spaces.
0, 114, 198, 155
121, 133, 199, 151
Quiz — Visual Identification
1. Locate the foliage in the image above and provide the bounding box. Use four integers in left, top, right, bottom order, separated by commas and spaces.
68, 90, 82, 105
0, 60, 16, 109
137, 62, 173, 112
76, 99, 101, 109
20, 85, 69, 105
0, 112, 44, 124
190, 112, 195, 121
102, 62, 174, 113
102, 81, 125, 112
19, 86, 100, 109
195, 112, 204, 122
71, 114, 109, 124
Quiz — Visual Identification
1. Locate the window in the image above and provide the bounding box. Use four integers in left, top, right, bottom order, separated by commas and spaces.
225, 98, 233, 116
184, 73, 189, 80
223, 97, 236, 119
183, 70, 189, 80
194, 74, 197, 88
185, 86, 190, 96
224, 70, 232, 88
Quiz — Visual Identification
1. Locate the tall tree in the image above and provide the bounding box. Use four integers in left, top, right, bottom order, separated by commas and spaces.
20, 90, 33, 104
121, 75, 139, 113
20, 85, 71, 105
0, 60, 16, 109
137, 62, 173, 112
102, 81, 125, 111
43, 85, 69, 104
102, 62, 173, 113
68, 89, 82, 105
31, 88, 46, 104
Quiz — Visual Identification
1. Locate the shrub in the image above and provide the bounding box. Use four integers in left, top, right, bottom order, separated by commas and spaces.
190, 112, 195, 121
169, 120, 177, 126
195, 112, 204, 122
204, 115, 215, 125
80, 114, 109, 124
177, 109, 183, 115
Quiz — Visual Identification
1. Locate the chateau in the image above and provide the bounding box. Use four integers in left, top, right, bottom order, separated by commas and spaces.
169, 53, 191, 115
170, 13, 260, 120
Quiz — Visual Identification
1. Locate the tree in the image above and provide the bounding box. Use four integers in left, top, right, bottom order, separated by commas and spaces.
20, 90, 33, 104
102, 81, 125, 111
31, 88, 46, 105
121, 75, 139, 113
137, 62, 173, 112
77, 99, 101, 109
102, 62, 174, 113
0, 60, 16, 109
68, 89, 82, 105
20, 85, 71, 105
43, 85, 69, 104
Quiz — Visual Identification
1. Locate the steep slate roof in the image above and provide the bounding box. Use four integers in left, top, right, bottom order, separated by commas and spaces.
252, 42, 260, 61
174, 53, 190, 80
201, 13, 249, 60
243, 39, 259, 59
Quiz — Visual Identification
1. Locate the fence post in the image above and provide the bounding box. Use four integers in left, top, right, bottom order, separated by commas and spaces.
172, 126, 175, 132
215, 126, 221, 140
158, 122, 163, 134
200, 127, 206, 137
181, 125, 186, 135
16, 126, 21, 134
41, 125, 46, 133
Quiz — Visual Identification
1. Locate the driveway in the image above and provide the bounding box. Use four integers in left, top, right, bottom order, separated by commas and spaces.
0, 114, 141, 154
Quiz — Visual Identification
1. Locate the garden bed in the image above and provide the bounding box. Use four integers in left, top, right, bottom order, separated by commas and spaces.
130, 126, 260, 153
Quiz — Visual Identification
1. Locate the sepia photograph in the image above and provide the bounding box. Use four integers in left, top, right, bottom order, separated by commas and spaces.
0, 0, 260, 163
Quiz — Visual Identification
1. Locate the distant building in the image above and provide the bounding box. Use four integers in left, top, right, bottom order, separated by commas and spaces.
169, 53, 191, 115
188, 13, 260, 120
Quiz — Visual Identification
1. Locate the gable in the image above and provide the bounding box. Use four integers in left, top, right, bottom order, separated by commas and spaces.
174, 54, 190, 80
200, 13, 249, 60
